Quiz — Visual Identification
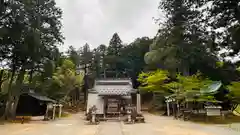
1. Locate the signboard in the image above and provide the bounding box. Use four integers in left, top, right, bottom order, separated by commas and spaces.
206, 108, 221, 116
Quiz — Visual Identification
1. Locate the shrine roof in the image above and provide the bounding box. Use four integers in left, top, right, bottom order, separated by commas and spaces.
94, 85, 137, 96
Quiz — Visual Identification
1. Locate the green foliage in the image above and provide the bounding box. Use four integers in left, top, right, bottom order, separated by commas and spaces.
42, 59, 83, 100
67, 46, 81, 67
138, 69, 216, 102
227, 82, 240, 103
0, 0, 64, 107
1, 80, 9, 94
108, 33, 123, 56
1, 0, 240, 117
203, 0, 240, 56
138, 70, 169, 92
146, 0, 218, 75
121, 37, 153, 76
216, 62, 224, 68
237, 66, 240, 72
163, 73, 213, 100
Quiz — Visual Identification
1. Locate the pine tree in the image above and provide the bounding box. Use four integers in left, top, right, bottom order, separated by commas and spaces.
107, 33, 123, 56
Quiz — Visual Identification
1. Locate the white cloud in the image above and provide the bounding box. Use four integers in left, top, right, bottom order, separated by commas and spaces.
56, 0, 159, 51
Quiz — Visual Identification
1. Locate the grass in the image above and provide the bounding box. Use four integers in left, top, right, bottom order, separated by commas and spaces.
61, 112, 71, 118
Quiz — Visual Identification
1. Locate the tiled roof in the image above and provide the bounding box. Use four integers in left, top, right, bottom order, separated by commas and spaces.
93, 79, 136, 96
95, 79, 132, 85
97, 87, 132, 96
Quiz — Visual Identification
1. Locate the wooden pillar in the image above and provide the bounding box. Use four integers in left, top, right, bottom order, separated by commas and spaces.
172, 102, 176, 118
177, 100, 179, 118
104, 96, 107, 119
53, 104, 56, 120
136, 91, 141, 114
44, 105, 49, 120
166, 101, 170, 116
58, 104, 63, 118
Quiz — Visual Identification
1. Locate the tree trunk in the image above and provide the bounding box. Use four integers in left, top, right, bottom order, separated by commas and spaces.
0, 69, 4, 92
28, 66, 34, 84
83, 64, 88, 106
182, 66, 189, 76
104, 69, 106, 78
11, 67, 26, 118
176, 100, 180, 118
103, 55, 106, 78
2, 66, 16, 120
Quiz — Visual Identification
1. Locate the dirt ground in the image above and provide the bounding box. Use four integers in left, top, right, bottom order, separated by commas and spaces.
0, 112, 239, 135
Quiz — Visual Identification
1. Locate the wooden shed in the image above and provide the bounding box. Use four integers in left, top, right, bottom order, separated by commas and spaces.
16, 92, 56, 116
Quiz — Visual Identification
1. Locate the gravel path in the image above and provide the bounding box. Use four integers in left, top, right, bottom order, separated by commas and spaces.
0, 112, 239, 135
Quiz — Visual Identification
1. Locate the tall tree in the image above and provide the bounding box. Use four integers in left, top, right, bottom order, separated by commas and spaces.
67, 46, 80, 68
79, 43, 93, 67
105, 33, 124, 77
96, 44, 107, 78
78, 43, 93, 104
145, 0, 219, 77
197, 0, 240, 57
121, 37, 153, 87
107, 33, 123, 56
91, 49, 101, 78
1, 0, 64, 119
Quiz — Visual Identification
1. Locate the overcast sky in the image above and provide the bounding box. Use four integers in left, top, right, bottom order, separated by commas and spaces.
55, 0, 160, 51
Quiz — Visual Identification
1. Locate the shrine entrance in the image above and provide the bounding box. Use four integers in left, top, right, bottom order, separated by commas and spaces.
103, 95, 132, 120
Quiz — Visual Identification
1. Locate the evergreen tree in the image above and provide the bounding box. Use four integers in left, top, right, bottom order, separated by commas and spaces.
107, 33, 123, 56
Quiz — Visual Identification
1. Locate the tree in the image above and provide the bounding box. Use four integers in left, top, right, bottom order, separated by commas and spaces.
96, 44, 107, 77
79, 43, 93, 67
67, 46, 81, 68
138, 70, 169, 93
0, 0, 64, 119
166, 0, 240, 59
145, 0, 220, 80
104, 33, 125, 77
227, 82, 240, 103
197, 0, 240, 57
121, 37, 153, 87
138, 70, 214, 102
41, 59, 83, 101
107, 33, 123, 56
0, 69, 9, 92
91, 49, 102, 78
78, 43, 93, 104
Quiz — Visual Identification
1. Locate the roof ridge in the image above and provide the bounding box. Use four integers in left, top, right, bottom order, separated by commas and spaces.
95, 78, 131, 80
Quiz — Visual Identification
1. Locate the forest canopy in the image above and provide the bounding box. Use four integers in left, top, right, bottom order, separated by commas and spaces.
1, 0, 240, 119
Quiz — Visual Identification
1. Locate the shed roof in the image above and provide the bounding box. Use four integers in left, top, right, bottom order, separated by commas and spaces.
27, 93, 56, 103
